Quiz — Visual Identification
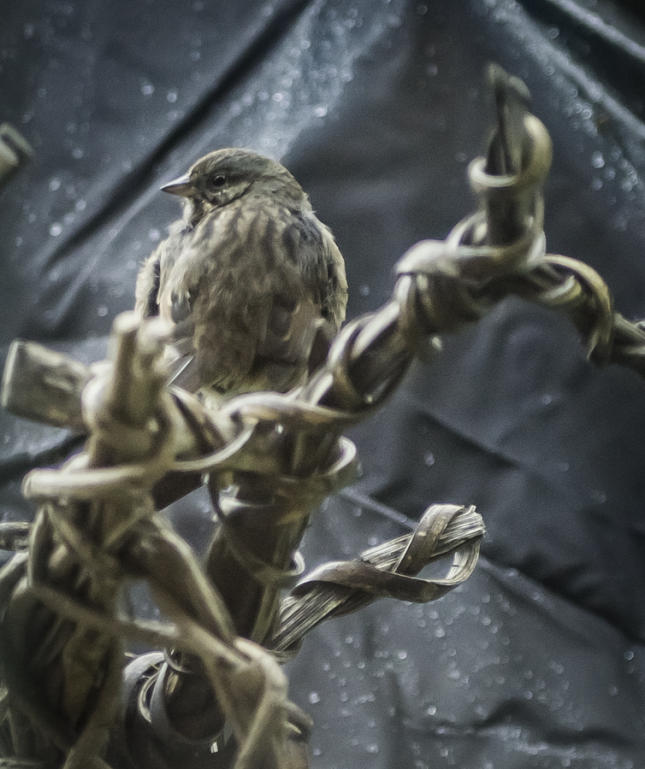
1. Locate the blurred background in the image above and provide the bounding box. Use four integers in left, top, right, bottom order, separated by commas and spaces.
1, 1, 644, 766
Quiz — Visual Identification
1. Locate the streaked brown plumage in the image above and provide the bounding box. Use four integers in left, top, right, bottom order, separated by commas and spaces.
135, 148, 347, 394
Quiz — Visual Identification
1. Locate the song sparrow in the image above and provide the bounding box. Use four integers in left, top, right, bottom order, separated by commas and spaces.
135, 148, 347, 395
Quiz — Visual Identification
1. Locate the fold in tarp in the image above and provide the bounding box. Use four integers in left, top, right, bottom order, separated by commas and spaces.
1, 1, 644, 766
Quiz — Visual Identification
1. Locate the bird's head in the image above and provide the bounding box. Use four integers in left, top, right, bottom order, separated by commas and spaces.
161, 148, 307, 224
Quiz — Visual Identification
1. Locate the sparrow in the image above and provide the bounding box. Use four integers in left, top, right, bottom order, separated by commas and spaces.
135, 148, 348, 395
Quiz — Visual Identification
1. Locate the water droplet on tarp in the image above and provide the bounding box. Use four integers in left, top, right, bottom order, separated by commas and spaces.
591, 150, 605, 169
423, 451, 435, 467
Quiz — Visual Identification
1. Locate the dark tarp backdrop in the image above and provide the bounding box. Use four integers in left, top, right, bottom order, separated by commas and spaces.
1, 0, 645, 767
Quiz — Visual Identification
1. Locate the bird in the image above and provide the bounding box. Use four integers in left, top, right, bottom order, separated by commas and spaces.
134, 148, 348, 396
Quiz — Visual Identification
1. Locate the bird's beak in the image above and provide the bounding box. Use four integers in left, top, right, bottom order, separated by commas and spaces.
161, 173, 195, 196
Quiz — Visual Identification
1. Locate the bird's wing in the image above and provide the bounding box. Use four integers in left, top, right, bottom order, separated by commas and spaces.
272, 213, 347, 377
134, 225, 183, 319
134, 248, 162, 318
317, 219, 348, 331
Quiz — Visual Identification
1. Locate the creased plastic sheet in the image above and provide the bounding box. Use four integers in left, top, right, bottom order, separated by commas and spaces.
1, 0, 644, 766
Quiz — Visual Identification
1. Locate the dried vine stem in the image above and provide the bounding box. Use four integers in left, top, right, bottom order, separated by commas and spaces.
3, 316, 311, 769
273, 503, 483, 656
391, 70, 645, 375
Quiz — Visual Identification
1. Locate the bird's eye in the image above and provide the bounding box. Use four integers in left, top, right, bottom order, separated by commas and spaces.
211, 174, 226, 188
